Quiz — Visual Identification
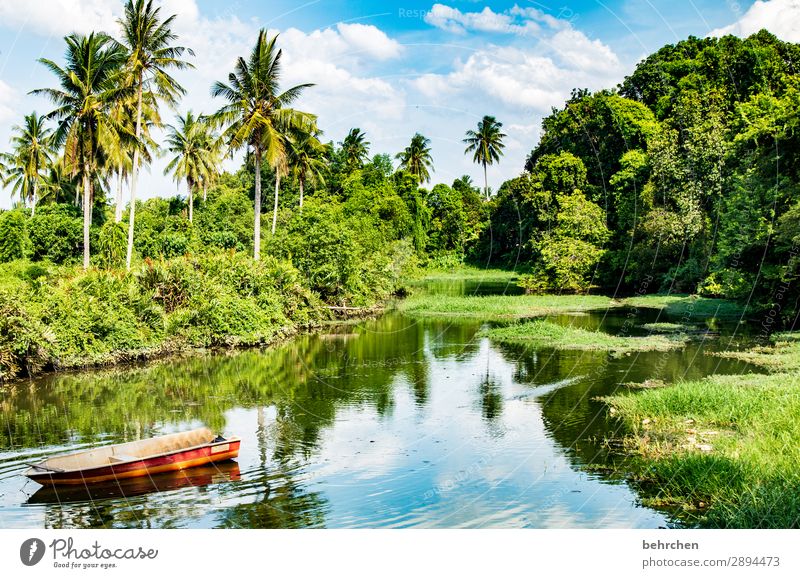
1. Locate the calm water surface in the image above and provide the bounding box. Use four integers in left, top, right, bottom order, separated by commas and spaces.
0, 280, 761, 528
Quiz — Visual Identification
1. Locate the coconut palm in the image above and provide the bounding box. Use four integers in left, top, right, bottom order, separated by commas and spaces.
2, 112, 55, 216
32, 32, 130, 269
340, 128, 369, 172
211, 29, 315, 256
163, 111, 217, 223
463, 115, 506, 199
118, 0, 193, 269
396, 133, 434, 184
288, 127, 327, 210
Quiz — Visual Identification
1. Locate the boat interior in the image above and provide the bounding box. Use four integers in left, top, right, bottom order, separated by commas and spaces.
35, 428, 220, 472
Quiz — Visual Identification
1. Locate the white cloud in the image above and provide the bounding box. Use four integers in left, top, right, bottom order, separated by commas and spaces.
710, 0, 800, 42
0, 81, 18, 124
424, 3, 570, 36
335, 23, 403, 60
0, 0, 119, 36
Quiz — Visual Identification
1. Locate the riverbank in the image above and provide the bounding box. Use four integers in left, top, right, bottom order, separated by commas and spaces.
603, 332, 800, 528
0, 253, 399, 382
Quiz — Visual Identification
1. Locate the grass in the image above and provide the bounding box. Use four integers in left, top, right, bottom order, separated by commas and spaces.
411, 265, 523, 282
399, 293, 614, 320
640, 322, 697, 333
485, 320, 687, 352
714, 332, 800, 373
399, 290, 747, 323
604, 335, 800, 527
619, 294, 747, 319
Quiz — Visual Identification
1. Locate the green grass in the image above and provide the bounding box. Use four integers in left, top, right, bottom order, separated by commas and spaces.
714, 332, 800, 373
604, 343, 800, 527
412, 265, 523, 282
399, 293, 614, 319
620, 294, 747, 319
640, 322, 697, 333
485, 320, 686, 352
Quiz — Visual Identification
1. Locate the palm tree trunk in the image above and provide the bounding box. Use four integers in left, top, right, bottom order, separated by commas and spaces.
484, 162, 489, 200
188, 183, 194, 223
272, 171, 281, 235
115, 171, 123, 223
299, 177, 304, 211
203, 181, 207, 202
126, 75, 144, 271
82, 170, 91, 270
31, 182, 37, 218
253, 148, 262, 261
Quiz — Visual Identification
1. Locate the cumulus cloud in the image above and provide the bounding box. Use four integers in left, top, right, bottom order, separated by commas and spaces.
0, 0, 119, 36
424, 3, 570, 36
710, 0, 800, 42
0, 81, 18, 124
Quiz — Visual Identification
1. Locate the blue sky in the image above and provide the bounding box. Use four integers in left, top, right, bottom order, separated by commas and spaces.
1, 0, 798, 208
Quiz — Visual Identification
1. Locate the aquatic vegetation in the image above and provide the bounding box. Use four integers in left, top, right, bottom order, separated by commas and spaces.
619, 294, 746, 319
484, 320, 686, 353
399, 293, 614, 320
605, 335, 800, 528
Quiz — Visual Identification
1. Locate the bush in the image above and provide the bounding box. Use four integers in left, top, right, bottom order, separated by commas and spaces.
96, 221, 127, 269
28, 204, 82, 263
0, 210, 27, 262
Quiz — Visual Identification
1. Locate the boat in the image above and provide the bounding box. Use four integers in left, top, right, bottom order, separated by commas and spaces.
24, 427, 240, 486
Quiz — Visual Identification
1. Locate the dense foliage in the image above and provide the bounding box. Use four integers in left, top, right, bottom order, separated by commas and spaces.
492, 30, 800, 314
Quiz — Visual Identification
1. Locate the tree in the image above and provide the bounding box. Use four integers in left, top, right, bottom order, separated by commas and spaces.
396, 133, 433, 184
288, 127, 327, 210
2, 112, 55, 216
464, 115, 506, 199
163, 111, 217, 223
211, 30, 315, 256
118, 0, 193, 270
32, 32, 129, 269
340, 128, 370, 172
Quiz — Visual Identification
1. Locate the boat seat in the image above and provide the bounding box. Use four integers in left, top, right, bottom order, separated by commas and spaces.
109, 454, 140, 463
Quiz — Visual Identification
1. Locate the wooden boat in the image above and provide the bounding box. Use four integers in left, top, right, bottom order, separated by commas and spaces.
24, 427, 240, 486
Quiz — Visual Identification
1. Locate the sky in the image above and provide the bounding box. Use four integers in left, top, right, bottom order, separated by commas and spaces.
1, 0, 799, 208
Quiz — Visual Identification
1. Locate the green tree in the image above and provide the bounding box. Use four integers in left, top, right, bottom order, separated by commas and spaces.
118, 0, 193, 270
395, 133, 433, 184
340, 128, 370, 172
288, 128, 328, 210
2, 112, 55, 216
163, 111, 217, 223
211, 30, 315, 255
33, 32, 130, 269
464, 115, 506, 199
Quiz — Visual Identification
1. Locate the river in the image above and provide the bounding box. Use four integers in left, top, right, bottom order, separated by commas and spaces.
0, 279, 760, 528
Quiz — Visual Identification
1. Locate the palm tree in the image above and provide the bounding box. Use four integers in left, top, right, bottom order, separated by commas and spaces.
2, 112, 55, 216
340, 128, 369, 172
119, 0, 193, 270
288, 127, 327, 210
32, 32, 130, 269
211, 30, 315, 256
463, 115, 506, 199
396, 133, 434, 184
163, 111, 217, 223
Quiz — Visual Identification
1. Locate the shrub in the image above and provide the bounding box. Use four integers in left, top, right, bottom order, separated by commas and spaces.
0, 210, 27, 263
28, 204, 82, 263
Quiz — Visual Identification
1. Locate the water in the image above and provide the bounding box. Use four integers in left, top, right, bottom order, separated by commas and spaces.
0, 280, 761, 528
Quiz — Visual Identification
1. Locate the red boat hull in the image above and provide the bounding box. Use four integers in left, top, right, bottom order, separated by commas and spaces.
28, 439, 241, 486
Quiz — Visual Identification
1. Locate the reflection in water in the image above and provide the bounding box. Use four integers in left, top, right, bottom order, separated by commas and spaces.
0, 280, 763, 528
26, 461, 241, 505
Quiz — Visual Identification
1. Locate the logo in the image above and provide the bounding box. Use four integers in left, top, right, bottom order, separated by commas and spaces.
20, 538, 46, 566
